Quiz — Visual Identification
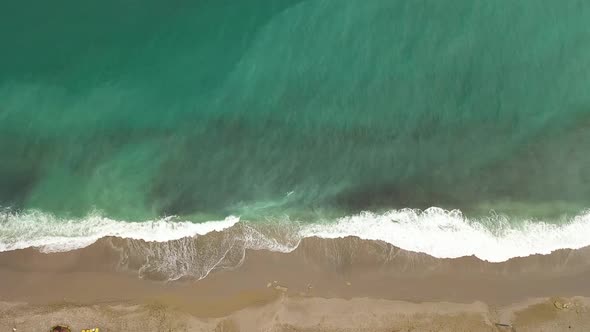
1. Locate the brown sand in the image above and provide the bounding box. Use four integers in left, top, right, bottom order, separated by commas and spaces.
1, 236, 590, 331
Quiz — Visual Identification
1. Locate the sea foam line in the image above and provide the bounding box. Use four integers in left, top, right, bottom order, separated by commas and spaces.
301, 207, 590, 262
1, 208, 590, 262
0, 210, 239, 253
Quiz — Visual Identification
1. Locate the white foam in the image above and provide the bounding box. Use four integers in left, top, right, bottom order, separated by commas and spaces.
2, 207, 590, 263
0, 210, 239, 253
300, 207, 590, 262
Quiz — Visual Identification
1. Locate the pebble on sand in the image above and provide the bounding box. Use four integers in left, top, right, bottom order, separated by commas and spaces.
554, 301, 573, 310
274, 285, 288, 292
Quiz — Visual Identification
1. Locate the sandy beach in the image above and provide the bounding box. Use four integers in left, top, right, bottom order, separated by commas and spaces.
3, 0, 590, 330
1, 235, 590, 331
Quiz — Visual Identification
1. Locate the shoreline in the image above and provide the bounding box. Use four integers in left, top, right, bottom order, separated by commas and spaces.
3, 207, 590, 263
2, 236, 590, 330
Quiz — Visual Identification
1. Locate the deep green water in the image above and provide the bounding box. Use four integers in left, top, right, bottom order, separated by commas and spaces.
1, 0, 590, 221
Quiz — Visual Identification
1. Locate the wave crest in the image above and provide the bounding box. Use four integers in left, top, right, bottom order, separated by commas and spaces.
0, 210, 239, 253
302, 207, 590, 262
2, 207, 590, 280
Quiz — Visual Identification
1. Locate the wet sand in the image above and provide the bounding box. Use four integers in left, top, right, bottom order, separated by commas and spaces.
1, 236, 590, 331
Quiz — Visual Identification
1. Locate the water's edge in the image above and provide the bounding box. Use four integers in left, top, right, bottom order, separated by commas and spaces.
2, 207, 589, 280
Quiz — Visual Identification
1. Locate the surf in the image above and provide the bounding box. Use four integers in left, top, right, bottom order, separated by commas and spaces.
2, 208, 589, 263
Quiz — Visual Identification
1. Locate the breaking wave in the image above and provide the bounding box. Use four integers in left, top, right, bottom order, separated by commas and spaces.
2, 208, 590, 262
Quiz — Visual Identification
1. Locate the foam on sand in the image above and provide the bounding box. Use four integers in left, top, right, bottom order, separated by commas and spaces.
2, 207, 590, 264
0, 210, 239, 253
302, 207, 590, 262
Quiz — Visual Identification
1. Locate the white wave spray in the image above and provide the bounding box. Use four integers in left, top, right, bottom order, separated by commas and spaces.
1, 207, 590, 264
301, 207, 590, 262
0, 210, 239, 253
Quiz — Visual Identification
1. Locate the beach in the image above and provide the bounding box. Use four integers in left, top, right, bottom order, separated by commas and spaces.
2, 1, 590, 330
2, 235, 590, 331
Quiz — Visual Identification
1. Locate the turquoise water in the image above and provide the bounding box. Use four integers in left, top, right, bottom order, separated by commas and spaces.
1, 0, 590, 223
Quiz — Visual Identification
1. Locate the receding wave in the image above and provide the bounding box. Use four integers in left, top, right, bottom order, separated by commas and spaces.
2, 208, 590, 269
301, 208, 590, 262
0, 210, 240, 252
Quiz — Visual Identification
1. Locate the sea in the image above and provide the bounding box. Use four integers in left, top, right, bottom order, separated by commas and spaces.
1, 0, 590, 280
